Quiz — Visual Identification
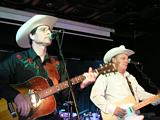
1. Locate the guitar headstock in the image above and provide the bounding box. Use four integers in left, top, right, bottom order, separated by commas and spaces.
96, 63, 117, 75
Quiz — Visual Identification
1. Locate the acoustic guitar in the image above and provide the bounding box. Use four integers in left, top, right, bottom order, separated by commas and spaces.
0, 63, 116, 120
101, 94, 160, 120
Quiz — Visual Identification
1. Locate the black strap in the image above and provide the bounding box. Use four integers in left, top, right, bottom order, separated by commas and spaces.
126, 77, 135, 97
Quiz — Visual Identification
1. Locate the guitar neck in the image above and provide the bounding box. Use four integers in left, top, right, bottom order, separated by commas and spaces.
38, 63, 116, 99
133, 94, 160, 111
38, 74, 85, 99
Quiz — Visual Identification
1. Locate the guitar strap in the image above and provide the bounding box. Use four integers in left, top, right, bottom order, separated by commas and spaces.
126, 77, 135, 98
44, 57, 60, 85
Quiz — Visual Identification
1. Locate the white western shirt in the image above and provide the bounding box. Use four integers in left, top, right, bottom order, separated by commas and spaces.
90, 71, 159, 115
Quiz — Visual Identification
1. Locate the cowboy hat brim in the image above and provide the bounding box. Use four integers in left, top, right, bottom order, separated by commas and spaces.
16, 15, 58, 48
103, 45, 135, 64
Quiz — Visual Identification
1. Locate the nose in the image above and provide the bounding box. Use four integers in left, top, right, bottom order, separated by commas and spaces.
47, 30, 52, 38
125, 59, 129, 64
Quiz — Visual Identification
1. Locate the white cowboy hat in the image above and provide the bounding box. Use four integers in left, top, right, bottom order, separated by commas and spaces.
103, 45, 135, 63
16, 14, 58, 48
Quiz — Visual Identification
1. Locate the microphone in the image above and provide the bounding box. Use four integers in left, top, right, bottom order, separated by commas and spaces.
49, 30, 63, 40
128, 58, 142, 65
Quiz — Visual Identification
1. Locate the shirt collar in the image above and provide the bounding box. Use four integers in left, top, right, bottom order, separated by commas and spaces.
28, 48, 37, 60
28, 48, 50, 62
124, 71, 130, 77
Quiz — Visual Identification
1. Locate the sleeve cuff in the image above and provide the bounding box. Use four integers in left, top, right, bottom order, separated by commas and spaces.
0, 84, 20, 102
107, 103, 116, 115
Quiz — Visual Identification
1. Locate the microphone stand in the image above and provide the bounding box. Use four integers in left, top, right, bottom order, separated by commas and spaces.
54, 31, 80, 120
134, 64, 160, 92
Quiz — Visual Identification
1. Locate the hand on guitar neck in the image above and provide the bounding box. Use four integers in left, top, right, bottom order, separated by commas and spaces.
80, 67, 99, 89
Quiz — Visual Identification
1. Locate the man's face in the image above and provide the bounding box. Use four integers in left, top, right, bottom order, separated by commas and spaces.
30, 25, 52, 46
113, 53, 129, 73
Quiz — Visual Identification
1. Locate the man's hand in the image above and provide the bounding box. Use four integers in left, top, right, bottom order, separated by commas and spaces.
113, 107, 126, 118
80, 67, 98, 89
14, 94, 32, 117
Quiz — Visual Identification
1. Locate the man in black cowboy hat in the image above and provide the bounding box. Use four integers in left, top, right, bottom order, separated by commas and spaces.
0, 14, 98, 119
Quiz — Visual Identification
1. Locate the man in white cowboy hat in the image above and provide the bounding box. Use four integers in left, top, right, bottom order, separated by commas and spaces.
90, 45, 160, 120
0, 14, 98, 119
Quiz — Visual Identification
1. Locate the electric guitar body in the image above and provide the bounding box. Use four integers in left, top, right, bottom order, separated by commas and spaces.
101, 96, 137, 120
101, 94, 160, 120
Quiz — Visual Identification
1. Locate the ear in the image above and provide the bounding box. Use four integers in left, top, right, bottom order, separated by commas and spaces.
29, 33, 35, 40
112, 57, 118, 69
112, 57, 116, 63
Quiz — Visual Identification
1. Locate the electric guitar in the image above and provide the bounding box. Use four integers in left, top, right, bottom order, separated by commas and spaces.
0, 63, 116, 120
101, 94, 160, 120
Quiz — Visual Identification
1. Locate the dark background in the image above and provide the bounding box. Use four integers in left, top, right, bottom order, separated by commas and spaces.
1, 0, 160, 118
